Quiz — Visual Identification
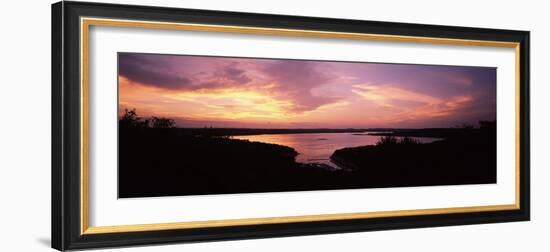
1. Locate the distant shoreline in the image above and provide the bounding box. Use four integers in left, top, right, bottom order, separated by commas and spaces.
172, 127, 479, 137
173, 127, 387, 136
170, 127, 464, 137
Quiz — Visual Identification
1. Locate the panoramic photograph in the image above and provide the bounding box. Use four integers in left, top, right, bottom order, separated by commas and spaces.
117, 52, 497, 198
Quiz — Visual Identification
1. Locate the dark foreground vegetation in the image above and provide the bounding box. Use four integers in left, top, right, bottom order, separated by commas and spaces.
119, 109, 345, 197
331, 121, 496, 188
119, 109, 496, 198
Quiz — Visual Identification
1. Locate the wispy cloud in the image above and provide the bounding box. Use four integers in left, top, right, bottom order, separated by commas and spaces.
351, 83, 441, 107
118, 53, 496, 128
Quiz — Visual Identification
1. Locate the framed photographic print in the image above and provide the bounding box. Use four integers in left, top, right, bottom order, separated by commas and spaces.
52, 1, 530, 250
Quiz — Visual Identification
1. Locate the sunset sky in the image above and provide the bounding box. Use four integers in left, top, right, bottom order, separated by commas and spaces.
118, 53, 496, 129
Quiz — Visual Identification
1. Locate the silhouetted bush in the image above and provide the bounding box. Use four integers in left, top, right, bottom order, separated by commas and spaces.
119, 108, 150, 129
119, 108, 176, 129
151, 117, 176, 129
376, 136, 421, 146
376, 136, 398, 145
400, 136, 420, 145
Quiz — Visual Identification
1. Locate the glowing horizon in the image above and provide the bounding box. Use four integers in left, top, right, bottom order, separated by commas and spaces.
118, 53, 496, 129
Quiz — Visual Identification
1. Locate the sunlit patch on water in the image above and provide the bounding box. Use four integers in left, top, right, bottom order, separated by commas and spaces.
232, 132, 440, 170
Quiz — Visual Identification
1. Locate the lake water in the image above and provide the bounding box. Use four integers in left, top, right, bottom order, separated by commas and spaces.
232, 132, 440, 169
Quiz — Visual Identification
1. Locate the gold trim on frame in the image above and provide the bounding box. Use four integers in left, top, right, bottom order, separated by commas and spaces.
84, 204, 517, 234
80, 18, 90, 234
515, 44, 522, 209
80, 17, 522, 235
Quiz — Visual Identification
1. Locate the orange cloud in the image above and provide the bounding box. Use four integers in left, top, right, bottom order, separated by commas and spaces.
120, 76, 319, 123
118, 53, 495, 128
350, 83, 474, 125
352, 83, 441, 107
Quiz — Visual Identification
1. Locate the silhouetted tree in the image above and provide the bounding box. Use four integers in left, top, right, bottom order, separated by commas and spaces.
376, 136, 398, 145
151, 117, 176, 129
456, 123, 475, 130
400, 136, 420, 145
119, 108, 150, 129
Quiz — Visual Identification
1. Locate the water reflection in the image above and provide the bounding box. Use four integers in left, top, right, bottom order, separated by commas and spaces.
232, 133, 439, 168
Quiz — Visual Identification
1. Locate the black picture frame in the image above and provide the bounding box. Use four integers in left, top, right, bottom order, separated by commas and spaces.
52, 1, 530, 251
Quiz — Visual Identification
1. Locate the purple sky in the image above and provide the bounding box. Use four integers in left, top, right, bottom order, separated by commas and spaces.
118, 52, 496, 128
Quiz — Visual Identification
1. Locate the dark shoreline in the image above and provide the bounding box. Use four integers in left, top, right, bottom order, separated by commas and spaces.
330, 127, 497, 187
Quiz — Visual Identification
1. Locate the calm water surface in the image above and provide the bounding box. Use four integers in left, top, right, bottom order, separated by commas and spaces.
232, 132, 440, 169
